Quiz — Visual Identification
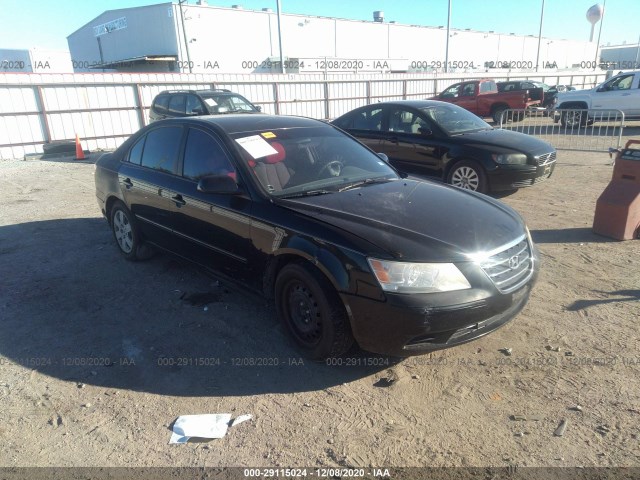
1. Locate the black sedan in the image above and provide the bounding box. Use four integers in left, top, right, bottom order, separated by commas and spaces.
331, 100, 556, 193
95, 114, 539, 359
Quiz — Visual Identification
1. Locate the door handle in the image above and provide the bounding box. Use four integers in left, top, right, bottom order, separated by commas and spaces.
122, 178, 133, 189
171, 194, 186, 206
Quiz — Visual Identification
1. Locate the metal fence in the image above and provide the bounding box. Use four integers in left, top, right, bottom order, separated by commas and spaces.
0, 71, 607, 160
498, 108, 625, 152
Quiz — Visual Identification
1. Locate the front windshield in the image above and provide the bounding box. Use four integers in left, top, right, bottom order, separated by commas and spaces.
421, 103, 492, 135
230, 126, 398, 198
201, 94, 257, 113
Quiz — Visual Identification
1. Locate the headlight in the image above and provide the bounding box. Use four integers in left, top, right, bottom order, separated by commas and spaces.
492, 153, 527, 165
367, 258, 471, 293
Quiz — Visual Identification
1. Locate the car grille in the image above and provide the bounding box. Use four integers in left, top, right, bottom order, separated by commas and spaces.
536, 151, 556, 166
511, 174, 551, 188
479, 236, 534, 294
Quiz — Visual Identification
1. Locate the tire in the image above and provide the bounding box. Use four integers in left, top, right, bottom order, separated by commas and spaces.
492, 105, 508, 124
447, 160, 488, 193
560, 104, 588, 128
275, 263, 354, 360
110, 201, 143, 261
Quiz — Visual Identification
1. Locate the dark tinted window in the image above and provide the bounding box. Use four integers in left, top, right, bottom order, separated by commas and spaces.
153, 95, 169, 114
140, 126, 183, 174
461, 83, 476, 96
128, 136, 145, 165
183, 129, 235, 181
168, 95, 186, 115
335, 107, 382, 131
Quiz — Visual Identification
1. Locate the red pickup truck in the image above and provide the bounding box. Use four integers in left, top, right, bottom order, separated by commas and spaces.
432, 79, 542, 123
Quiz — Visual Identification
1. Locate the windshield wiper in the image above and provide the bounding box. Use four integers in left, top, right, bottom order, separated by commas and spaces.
338, 177, 395, 192
277, 189, 334, 199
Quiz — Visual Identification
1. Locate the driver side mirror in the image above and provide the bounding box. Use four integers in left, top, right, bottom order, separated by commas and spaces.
190, 107, 204, 115
419, 127, 432, 136
197, 174, 241, 194
255, 106, 262, 112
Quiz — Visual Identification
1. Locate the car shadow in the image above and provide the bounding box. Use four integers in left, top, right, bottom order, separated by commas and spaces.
0, 218, 396, 398
530, 227, 619, 244
566, 290, 640, 311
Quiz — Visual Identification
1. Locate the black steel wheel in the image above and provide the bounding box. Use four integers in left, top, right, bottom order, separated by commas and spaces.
275, 263, 353, 359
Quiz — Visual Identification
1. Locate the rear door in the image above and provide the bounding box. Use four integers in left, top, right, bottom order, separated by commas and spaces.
118, 125, 185, 249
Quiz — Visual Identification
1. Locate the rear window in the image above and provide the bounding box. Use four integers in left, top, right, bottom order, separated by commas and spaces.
480, 82, 497, 93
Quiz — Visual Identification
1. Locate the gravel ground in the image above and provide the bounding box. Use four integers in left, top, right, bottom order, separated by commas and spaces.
0, 151, 639, 476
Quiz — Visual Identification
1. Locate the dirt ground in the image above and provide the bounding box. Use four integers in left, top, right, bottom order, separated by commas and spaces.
0, 149, 639, 475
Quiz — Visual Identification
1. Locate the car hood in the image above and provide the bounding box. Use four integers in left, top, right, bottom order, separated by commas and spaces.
278, 179, 526, 262
452, 129, 554, 156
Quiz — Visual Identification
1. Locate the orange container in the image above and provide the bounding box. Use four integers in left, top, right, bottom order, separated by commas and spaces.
593, 140, 640, 240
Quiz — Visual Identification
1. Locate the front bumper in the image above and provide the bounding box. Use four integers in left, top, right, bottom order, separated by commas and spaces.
343, 247, 539, 357
488, 161, 556, 191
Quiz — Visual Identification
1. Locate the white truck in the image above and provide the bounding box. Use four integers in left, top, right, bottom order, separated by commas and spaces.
553, 70, 640, 127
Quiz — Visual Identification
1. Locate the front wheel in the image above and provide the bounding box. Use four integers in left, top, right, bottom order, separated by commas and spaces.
447, 161, 488, 193
492, 106, 507, 125
275, 263, 354, 360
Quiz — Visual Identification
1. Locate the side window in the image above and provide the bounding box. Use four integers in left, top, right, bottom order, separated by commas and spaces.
168, 94, 186, 115
479, 82, 496, 93
183, 128, 235, 181
352, 107, 383, 131
140, 126, 183, 174
387, 108, 430, 134
603, 75, 634, 91
153, 95, 169, 114
127, 136, 145, 165
461, 84, 476, 96
186, 95, 204, 115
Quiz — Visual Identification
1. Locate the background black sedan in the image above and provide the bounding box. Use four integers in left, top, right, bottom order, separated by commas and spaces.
331, 100, 556, 193
95, 114, 538, 359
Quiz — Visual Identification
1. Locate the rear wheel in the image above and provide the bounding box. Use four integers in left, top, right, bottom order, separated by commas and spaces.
447, 160, 488, 193
110, 201, 144, 261
275, 263, 354, 360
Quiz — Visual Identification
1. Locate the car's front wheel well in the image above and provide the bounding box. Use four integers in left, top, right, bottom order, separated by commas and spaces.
263, 254, 321, 299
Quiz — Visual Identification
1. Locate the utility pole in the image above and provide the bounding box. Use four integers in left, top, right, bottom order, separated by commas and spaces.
276, 0, 285, 73
444, 0, 451, 73
535, 0, 545, 72
179, 0, 192, 73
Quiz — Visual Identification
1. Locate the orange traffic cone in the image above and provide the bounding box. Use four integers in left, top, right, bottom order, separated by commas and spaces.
75, 134, 86, 160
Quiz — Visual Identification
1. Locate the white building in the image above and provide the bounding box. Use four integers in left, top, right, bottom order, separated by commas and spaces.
0, 48, 73, 73
66, 2, 597, 74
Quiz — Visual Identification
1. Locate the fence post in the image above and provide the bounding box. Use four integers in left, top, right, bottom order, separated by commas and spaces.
34, 86, 52, 144
273, 82, 280, 115
134, 84, 146, 128
366, 80, 371, 104
324, 81, 330, 119
402, 79, 407, 100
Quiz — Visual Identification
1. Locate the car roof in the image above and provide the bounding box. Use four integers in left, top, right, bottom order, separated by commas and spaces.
162, 114, 328, 134
349, 100, 453, 109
